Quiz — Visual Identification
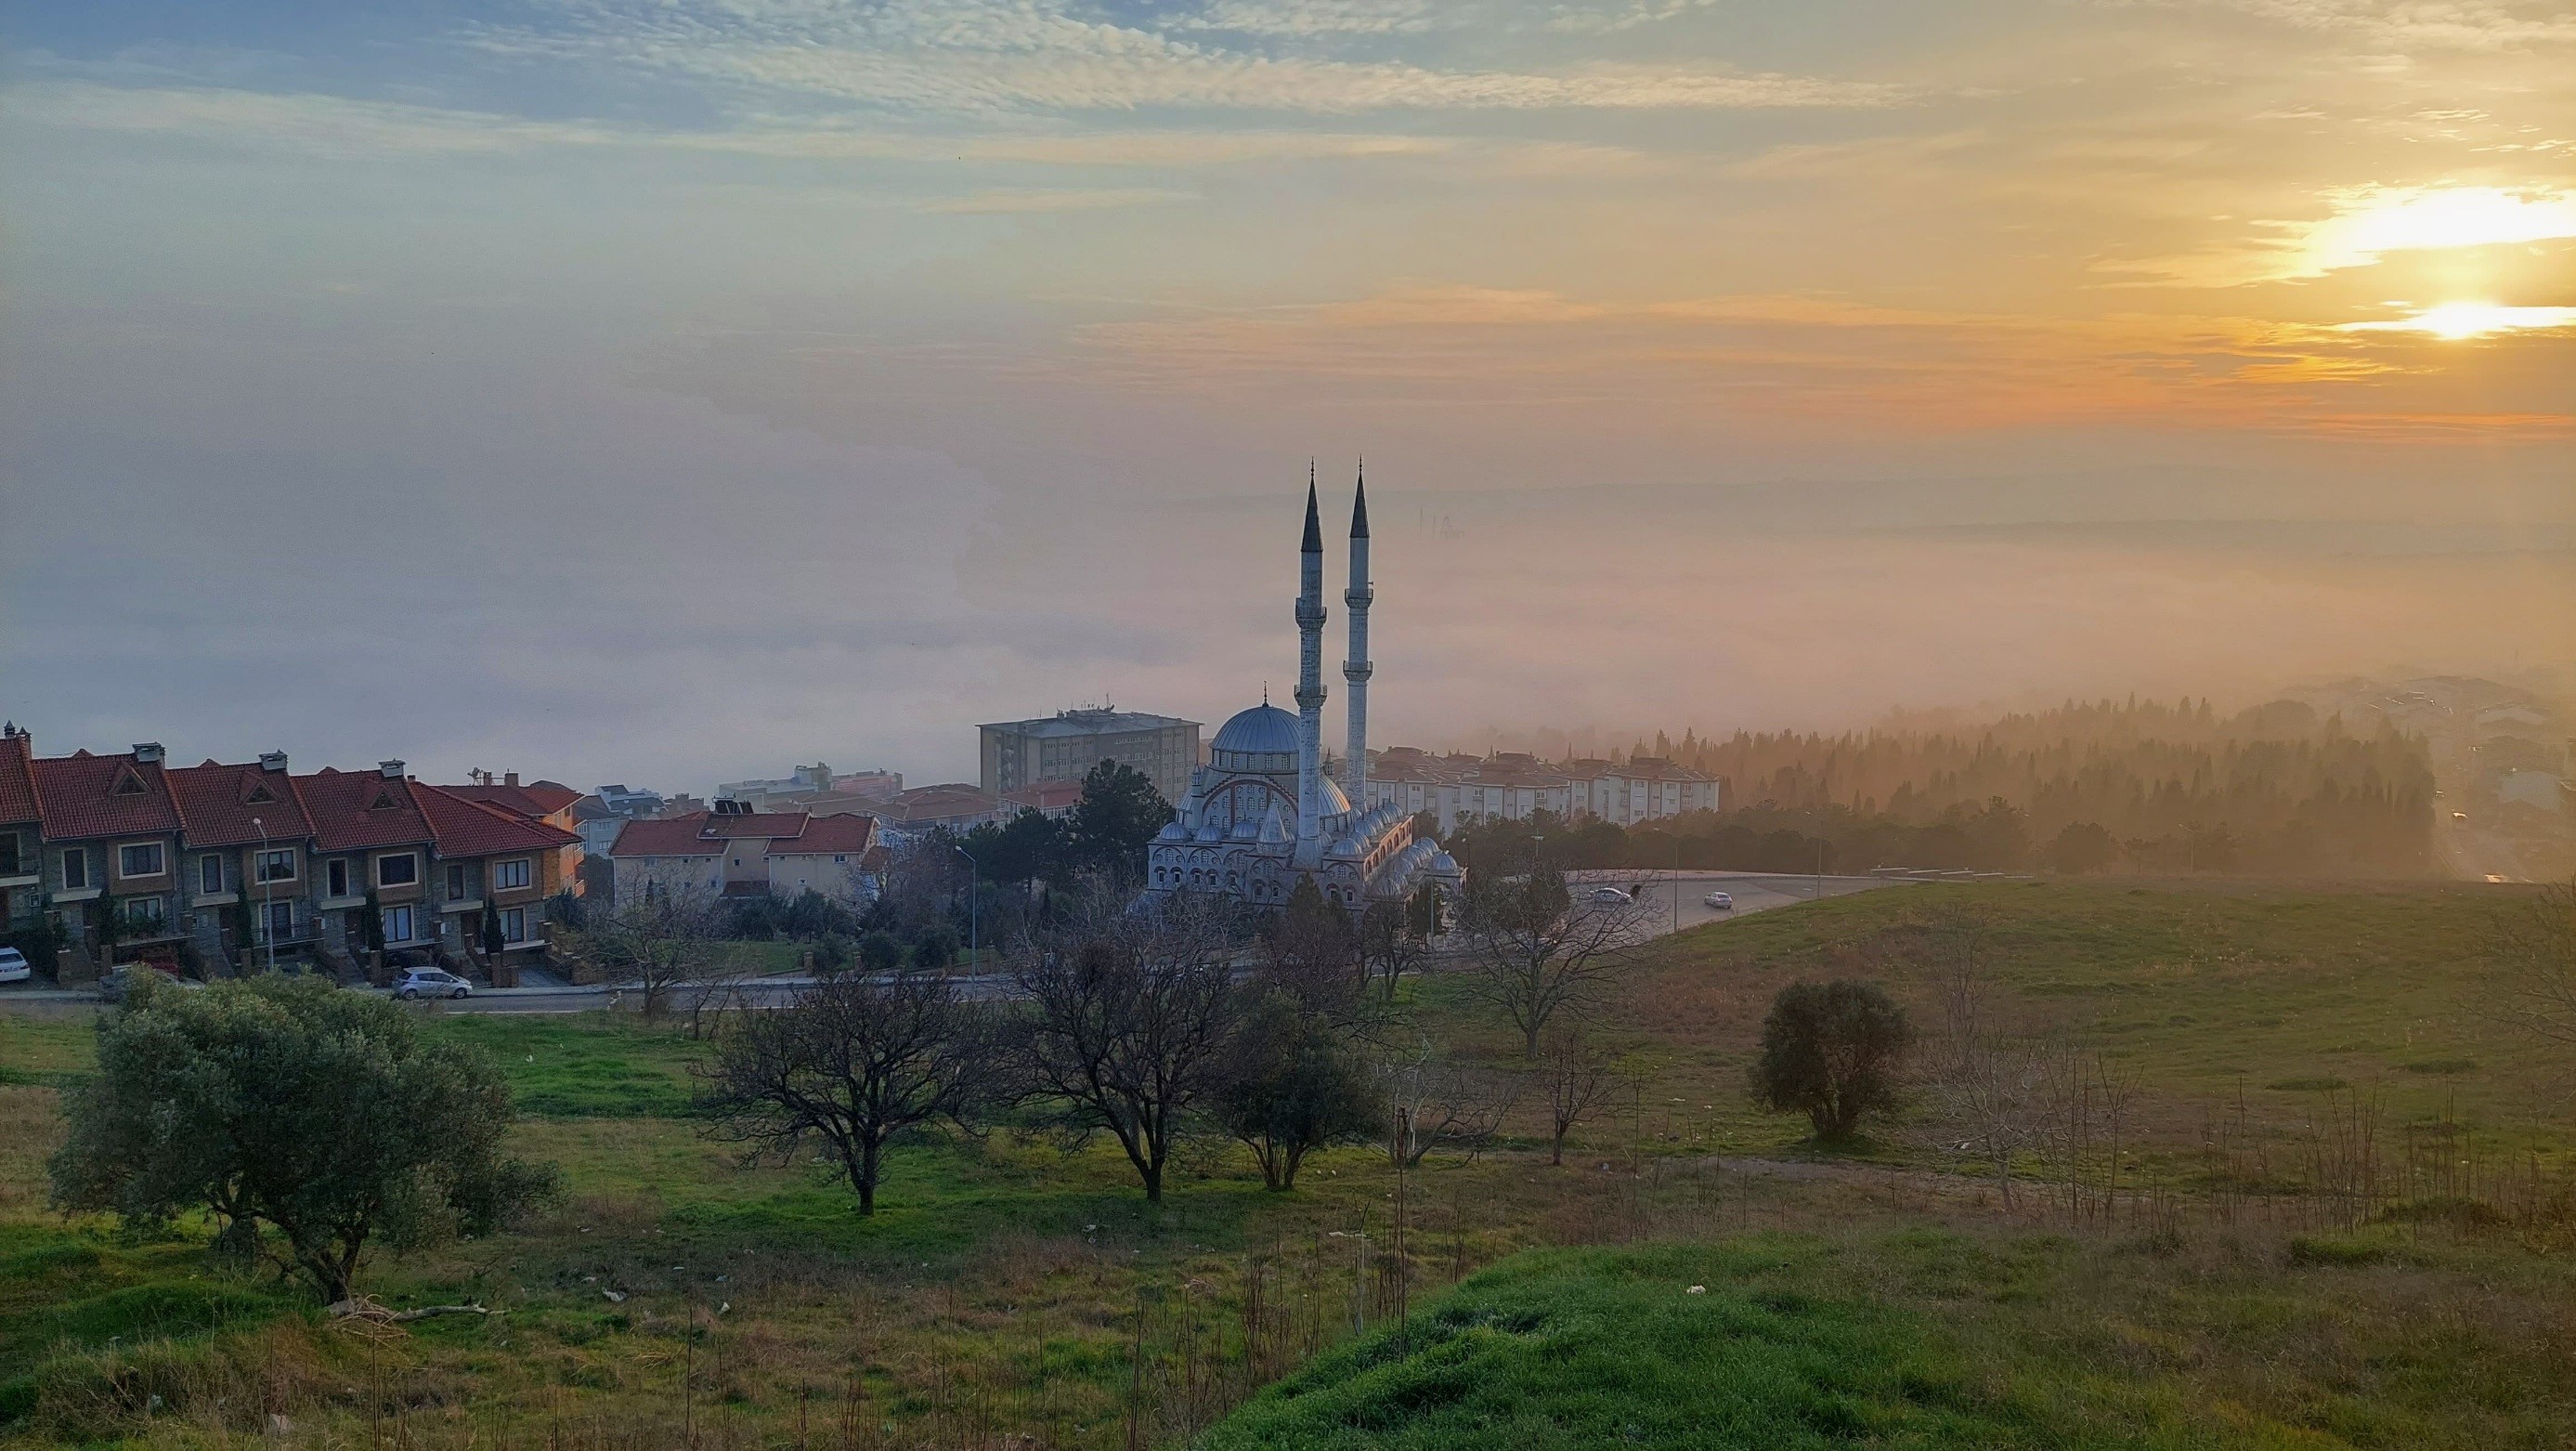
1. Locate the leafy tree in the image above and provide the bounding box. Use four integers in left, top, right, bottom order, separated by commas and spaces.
480, 908, 506, 959
910, 923, 959, 972
49, 975, 554, 1302
2041, 821, 2118, 875
359, 888, 386, 953
1063, 760, 1172, 882
699, 971, 999, 1213
1455, 866, 1651, 1056
1213, 994, 1380, 1190
964, 807, 1069, 887
811, 931, 854, 976
1749, 980, 1910, 1143
1014, 892, 1240, 1201
860, 931, 904, 974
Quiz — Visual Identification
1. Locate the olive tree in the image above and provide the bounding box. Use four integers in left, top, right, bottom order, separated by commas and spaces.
1213, 994, 1380, 1190
49, 975, 555, 1303
1749, 980, 1910, 1143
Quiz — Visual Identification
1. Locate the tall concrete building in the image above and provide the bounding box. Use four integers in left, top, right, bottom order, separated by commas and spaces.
979, 708, 1201, 805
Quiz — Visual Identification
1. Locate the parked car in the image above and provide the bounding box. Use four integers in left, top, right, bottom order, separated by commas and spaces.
0, 947, 30, 984
1703, 891, 1735, 910
395, 967, 474, 1001
1588, 886, 1633, 905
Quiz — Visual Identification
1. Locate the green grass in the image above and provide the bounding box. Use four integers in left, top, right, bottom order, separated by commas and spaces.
1204, 1239, 2075, 1450
427, 1012, 707, 1118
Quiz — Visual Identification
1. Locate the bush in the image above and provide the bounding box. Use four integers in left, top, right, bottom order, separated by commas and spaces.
859, 932, 904, 974
910, 924, 959, 971
1748, 980, 1909, 1142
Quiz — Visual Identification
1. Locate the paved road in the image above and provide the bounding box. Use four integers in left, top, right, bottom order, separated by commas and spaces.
1568, 869, 1917, 938
0, 872, 1917, 1017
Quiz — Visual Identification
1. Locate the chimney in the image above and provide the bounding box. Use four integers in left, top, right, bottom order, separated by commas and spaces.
379, 759, 406, 779
133, 742, 165, 765
259, 751, 289, 772
504, 771, 520, 788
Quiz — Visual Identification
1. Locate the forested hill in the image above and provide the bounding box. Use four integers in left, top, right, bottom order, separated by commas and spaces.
1541, 698, 2433, 876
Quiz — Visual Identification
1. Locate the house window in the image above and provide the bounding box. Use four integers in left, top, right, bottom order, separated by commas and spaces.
0, 831, 19, 876
199, 853, 225, 894
60, 847, 90, 890
492, 857, 532, 891
382, 904, 417, 943
254, 850, 296, 883
264, 900, 294, 942
326, 857, 350, 897
445, 863, 468, 897
119, 843, 165, 878
377, 853, 418, 887
499, 906, 528, 944
120, 895, 167, 929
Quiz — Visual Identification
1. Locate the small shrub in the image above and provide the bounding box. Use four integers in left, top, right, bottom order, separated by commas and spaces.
2287, 1235, 2389, 1267
2401, 1058, 2478, 1076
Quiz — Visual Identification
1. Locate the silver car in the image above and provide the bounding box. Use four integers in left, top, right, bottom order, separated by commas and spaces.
1703, 891, 1734, 910
395, 967, 474, 1000
0, 947, 29, 984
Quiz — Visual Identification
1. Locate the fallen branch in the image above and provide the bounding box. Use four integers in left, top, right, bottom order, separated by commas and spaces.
327, 1296, 506, 1323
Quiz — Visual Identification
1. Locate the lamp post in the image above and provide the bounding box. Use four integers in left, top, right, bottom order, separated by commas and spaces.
251, 817, 277, 975
951, 843, 979, 964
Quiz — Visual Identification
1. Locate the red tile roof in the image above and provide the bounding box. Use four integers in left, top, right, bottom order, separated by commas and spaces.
165, 760, 314, 847
440, 780, 581, 817
411, 782, 580, 857
0, 734, 40, 828
607, 817, 725, 857
293, 768, 436, 853
33, 750, 183, 840
1002, 778, 1084, 813
764, 814, 876, 856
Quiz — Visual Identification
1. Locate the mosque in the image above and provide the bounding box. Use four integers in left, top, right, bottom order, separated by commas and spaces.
1145, 472, 1464, 911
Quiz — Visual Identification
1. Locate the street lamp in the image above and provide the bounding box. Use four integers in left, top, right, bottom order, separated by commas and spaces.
251, 817, 276, 976
951, 843, 979, 963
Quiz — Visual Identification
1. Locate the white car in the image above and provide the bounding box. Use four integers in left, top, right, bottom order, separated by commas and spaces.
1703, 891, 1734, 910
395, 967, 474, 1001
1588, 886, 1633, 905
0, 947, 29, 984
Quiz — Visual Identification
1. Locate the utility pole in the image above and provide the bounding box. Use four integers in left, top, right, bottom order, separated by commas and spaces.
951, 843, 979, 963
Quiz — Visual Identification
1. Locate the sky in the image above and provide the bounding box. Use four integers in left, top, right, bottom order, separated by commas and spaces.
2, 0, 2570, 791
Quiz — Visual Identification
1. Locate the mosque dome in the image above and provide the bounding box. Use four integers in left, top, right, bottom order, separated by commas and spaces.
1210, 703, 1301, 771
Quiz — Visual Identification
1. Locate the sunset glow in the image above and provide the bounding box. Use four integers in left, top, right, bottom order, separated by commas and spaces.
2338, 303, 2576, 339
2291, 186, 2576, 275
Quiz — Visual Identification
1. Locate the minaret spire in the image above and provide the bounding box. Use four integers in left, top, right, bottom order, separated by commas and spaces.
1294, 473, 1328, 866
1343, 461, 1373, 812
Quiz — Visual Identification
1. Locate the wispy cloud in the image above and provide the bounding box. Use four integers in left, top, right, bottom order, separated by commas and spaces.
918, 185, 1192, 212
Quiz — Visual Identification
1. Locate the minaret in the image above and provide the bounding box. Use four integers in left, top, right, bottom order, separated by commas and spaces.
1294, 471, 1328, 865
1342, 464, 1373, 811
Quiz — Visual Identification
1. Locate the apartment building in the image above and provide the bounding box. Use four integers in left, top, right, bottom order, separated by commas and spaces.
1360, 745, 1719, 833
979, 708, 1199, 805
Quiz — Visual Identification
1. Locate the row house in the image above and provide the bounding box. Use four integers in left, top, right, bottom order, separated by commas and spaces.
0, 729, 578, 977
606, 804, 884, 906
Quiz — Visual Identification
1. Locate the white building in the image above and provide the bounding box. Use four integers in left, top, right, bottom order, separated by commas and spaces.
1146, 476, 1462, 910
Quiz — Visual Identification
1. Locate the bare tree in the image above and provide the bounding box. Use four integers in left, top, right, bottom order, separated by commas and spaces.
1540, 1028, 1620, 1167
585, 885, 724, 1018
1374, 1039, 1523, 1168
698, 971, 999, 1213
1358, 889, 1436, 1005
1454, 867, 1654, 1056
1258, 877, 1367, 1024
1013, 892, 1242, 1201
1906, 907, 2051, 1207
2490, 875, 2576, 1050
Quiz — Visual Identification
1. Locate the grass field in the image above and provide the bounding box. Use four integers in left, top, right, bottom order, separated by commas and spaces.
2, 878, 2569, 1450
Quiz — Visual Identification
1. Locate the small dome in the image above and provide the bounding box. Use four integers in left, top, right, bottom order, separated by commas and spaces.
1212, 703, 1300, 759
1317, 777, 1351, 817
